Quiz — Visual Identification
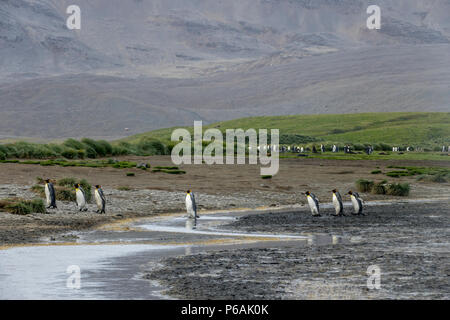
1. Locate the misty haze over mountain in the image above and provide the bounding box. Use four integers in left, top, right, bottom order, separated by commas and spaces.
0, 0, 449, 139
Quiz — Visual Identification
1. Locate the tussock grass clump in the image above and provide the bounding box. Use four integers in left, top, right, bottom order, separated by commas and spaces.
126, 172, 135, 177
429, 174, 447, 183
30, 177, 92, 202
386, 183, 410, 196
355, 179, 374, 193
154, 166, 179, 170
29, 199, 46, 213
261, 175, 273, 179
0, 198, 46, 215
31, 185, 45, 197
117, 186, 132, 191
371, 170, 382, 174
35, 177, 44, 184
6, 202, 32, 215
58, 177, 77, 187
371, 182, 386, 195
56, 189, 76, 202
0, 138, 170, 161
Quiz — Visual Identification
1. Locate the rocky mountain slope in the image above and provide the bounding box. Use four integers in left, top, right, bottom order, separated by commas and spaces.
0, 0, 449, 139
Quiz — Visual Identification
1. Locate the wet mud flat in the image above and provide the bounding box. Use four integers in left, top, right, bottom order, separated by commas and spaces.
144, 201, 450, 299
0, 185, 283, 245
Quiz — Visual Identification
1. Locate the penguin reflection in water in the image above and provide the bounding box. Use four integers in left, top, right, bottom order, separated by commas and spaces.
74, 183, 88, 212
185, 190, 199, 229
44, 179, 57, 209
348, 190, 364, 215
305, 191, 320, 216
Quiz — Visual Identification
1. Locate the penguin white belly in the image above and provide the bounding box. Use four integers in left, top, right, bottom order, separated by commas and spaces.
351, 195, 360, 214
307, 196, 319, 215
186, 195, 195, 218
95, 190, 102, 209
332, 194, 341, 214
76, 190, 86, 209
45, 184, 51, 206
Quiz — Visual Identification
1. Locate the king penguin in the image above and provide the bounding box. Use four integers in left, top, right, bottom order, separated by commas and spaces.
44, 179, 57, 209
74, 183, 88, 212
186, 190, 199, 220
332, 189, 344, 216
94, 185, 106, 214
348, 190, 363, 215
305, 191, 320, 216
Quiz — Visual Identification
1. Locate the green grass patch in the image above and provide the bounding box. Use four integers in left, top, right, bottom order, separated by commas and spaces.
126, 172, 135, 177
261, 175, 273, 179
119, 112, 450, 151
386, 166, 450, 180
0, 198, 46, 215
371, 170, 382, 174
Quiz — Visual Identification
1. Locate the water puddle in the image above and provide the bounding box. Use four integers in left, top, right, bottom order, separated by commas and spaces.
0, 206, 358, 299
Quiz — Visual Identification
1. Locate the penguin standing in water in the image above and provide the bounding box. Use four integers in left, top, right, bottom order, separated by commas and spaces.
332, 189, 344, 216
44, 179, 57, 209
74, 183, 88, 212
186, 190, 200, 219
305, 191, 320, 216
94, 185, 106, 214
348, 190, 363, 215
186, 190, 201, 230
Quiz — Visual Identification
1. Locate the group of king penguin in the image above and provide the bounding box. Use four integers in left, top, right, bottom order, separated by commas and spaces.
45, 178, 361, 219
44, 179, 106, 214
305, 189, 364, 217
184, 189, 363, 227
